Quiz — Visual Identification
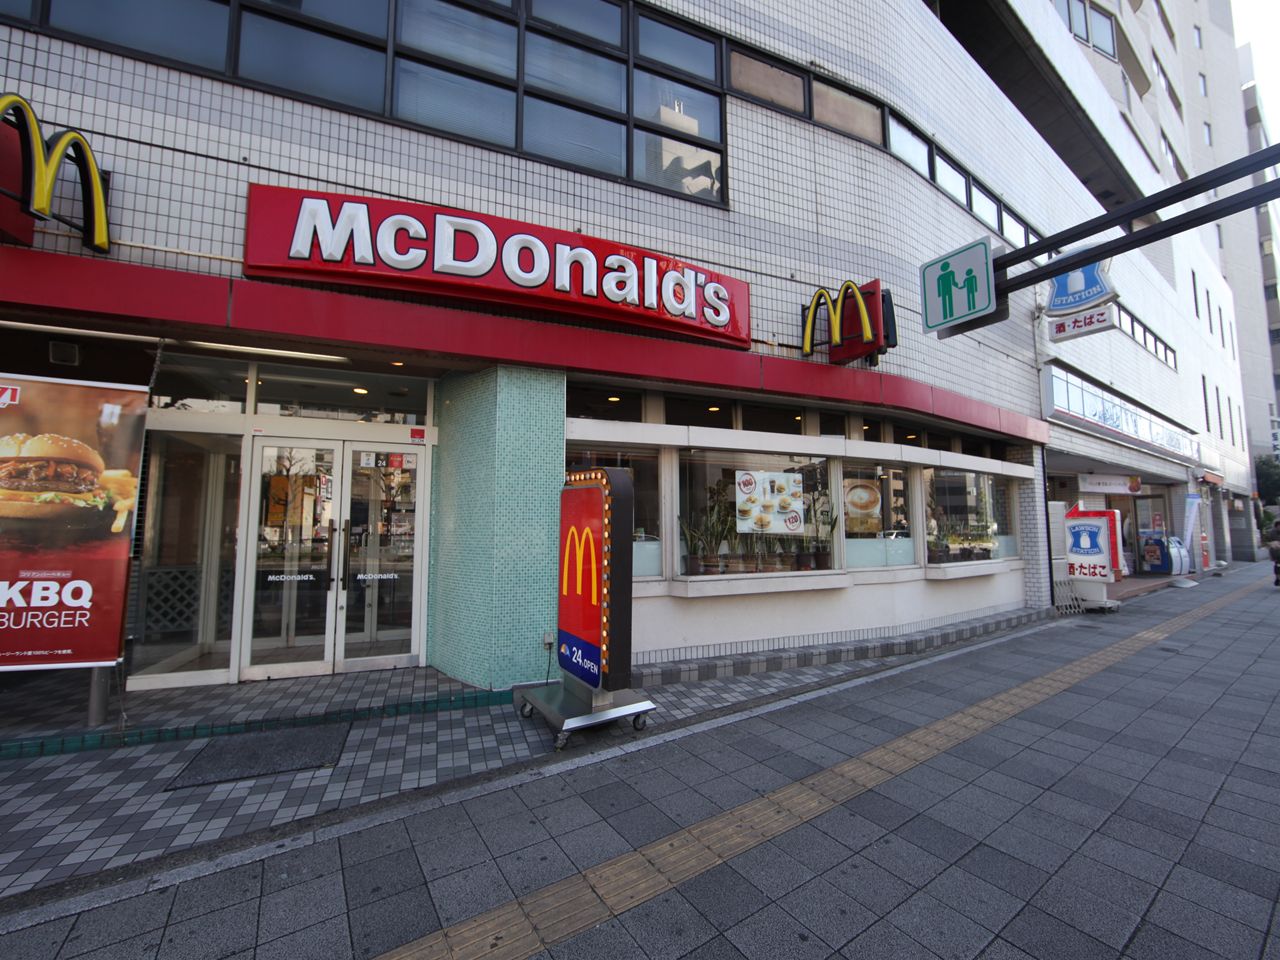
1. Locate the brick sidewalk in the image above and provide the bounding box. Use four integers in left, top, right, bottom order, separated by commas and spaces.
0, 563, 1276, 960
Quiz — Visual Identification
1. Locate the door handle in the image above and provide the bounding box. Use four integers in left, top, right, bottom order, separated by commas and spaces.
341, 519, 352, 592
326, 520, 337, 588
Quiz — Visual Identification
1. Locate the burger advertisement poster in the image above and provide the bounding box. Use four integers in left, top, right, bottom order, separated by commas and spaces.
0, 374, 146, 670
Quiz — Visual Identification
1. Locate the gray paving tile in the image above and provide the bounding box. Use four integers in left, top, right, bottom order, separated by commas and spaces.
679, 935, 749, 960
768, 823, 852, 874
727, 842, 815, 899
924, 866, 1024, 933
956, 845, 1049, 900
1123, 922, 1224, 960
347, 886, 439, 960
1146, 890, 1266, 960
553, 818, 632, 871
1162, 864, 1273, 931
257, 871, 346, 943
998, 905, 1113, 960
724, 902, 832, 960
838, 919, 942, 959
809, 807, 884, 852
548, 918, 645, 960
413, 826, 491, 882
653, 788, 722, 826
495, 838, 577, 898
261, 840, 341, 895
1178, 842, 1280, 900
69, 930, 163, 960
343, 847, 425, 910
606, 804, 679, 847
677, 862, 770, 932
1031, 874, 1142, 949
461, 788, 527, 826
530, 796, 600, 835
889, 892, 995, 960
475, 811, 550, 858
338, 822, 411, 868
156, 900, 257, 960
169, 863, 260, 924
1, 918, 73, 960
62, 889, 175, 958
861, 834, 947, 886
427, 860, 514, 927
255, 916, 351, 960
1078, 833, 1174, 886
822, 855, 914, 915
617, 889, 717, 960
896, 815, 979, 862
778, 877, 876, 951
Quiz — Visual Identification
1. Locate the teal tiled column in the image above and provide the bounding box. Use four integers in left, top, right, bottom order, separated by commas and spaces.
427, 367, 565, 689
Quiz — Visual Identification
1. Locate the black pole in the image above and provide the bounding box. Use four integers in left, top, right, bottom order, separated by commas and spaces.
996, 142, 1280, 271
996, 176, 1280, 297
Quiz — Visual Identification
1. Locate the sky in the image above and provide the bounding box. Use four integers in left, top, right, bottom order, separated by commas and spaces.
1232, 0, 1280, 128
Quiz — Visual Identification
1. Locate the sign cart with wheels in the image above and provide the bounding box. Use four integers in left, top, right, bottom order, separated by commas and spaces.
520, 467, 654, 749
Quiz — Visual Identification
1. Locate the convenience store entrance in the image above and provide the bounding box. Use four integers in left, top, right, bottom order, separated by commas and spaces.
239, 438, 427, 680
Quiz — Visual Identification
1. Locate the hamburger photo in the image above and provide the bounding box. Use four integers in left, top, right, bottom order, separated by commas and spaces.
0, 433, 136, 531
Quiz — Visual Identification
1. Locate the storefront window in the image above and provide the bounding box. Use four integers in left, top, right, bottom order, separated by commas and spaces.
844, 465, 914, 568
924, 468, 1017, 563
566, 447, 661, 576
567, 383, 643, 421
127, 433, 241, 675
255, 364, 428, 423
666, 394, 733, 428
741, 402, 803, 434
149, 353, 249, 413
679, 451, 833, 575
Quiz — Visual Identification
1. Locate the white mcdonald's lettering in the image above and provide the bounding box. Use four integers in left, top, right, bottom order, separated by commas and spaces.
802, 280, 872, 355
285, 197, 734, 328
0, 92, 111, 252
562, 526, 598, 606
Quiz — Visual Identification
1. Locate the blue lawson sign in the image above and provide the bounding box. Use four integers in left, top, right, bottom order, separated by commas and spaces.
1046, 260, 1117, 316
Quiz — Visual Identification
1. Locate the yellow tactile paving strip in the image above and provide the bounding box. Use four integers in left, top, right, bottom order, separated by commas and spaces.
381, 580, 1264, 960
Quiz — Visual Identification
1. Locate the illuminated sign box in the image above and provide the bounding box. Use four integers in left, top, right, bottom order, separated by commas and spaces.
558, 468, 632, 691
244, 184, 751, 348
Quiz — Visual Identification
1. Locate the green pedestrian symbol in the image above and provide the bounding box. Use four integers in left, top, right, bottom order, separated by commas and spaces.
962, 268, 978, 311
936, 260, 958, 320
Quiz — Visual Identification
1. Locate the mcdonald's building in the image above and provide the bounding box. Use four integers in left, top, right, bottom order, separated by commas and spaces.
0, 0, 1259, 703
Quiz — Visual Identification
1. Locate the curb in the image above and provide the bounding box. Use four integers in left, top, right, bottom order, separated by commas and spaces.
630, 606, 1056, 687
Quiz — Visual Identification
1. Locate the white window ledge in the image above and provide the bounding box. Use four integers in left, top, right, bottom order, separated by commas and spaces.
924, 559, 1024, 580
666, 570, 853, 597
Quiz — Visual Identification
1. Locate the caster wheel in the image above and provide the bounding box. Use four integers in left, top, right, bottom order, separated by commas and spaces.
554, 732, 570, 751
632, 713, 648, 731
519, 701, 534, 719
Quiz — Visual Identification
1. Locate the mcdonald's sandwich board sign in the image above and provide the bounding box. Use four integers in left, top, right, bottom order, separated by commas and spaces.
0, 92, 110, 252
558, 468, 633, 691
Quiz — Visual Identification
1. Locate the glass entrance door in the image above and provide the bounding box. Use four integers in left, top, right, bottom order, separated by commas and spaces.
241, 439, 424, 679
337, 445, 420, 666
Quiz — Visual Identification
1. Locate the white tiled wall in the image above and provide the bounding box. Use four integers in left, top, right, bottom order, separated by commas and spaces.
0, 0, 1251, 496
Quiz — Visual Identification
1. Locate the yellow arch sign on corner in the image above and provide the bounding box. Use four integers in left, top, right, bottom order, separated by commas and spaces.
1, 92, 110, 252
802, 280, 872, 356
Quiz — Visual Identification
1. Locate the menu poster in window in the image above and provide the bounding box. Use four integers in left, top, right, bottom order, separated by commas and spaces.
735, 471, 804, 535
0, 374, 148, 670
843, 478, 883, 534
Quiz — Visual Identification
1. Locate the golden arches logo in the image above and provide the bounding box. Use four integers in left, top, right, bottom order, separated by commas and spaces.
801, 280, 872, 356
1, 92, 110, 252
561, 526, 598, 606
